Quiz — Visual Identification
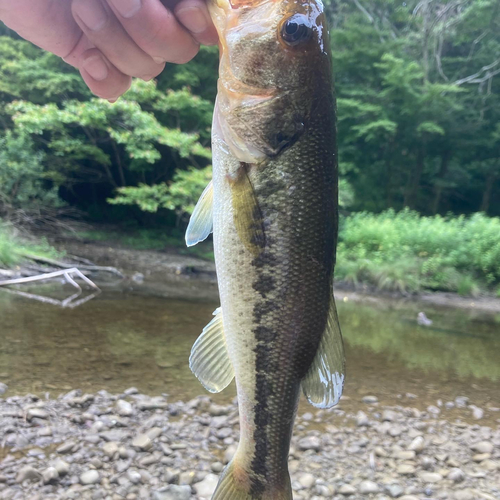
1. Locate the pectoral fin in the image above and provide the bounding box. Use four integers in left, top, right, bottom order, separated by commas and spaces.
302, 294, 345, 409
185, 181, 213, 247
231, 165, 265, 256
189, 308, 235, 393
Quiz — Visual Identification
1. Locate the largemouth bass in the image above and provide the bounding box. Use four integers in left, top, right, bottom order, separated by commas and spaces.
185, 1, 345, 498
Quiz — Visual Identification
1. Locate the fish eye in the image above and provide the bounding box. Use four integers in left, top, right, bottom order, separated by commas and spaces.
281, 15, 313, 47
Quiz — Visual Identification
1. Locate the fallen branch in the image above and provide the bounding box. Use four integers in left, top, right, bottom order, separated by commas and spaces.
22, 254, 124, 278
0, 268, 99, 290
0, 268, 102, 308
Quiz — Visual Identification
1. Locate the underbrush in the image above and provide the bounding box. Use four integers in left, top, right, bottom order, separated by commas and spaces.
336, 210, 500, 296
0, 224, 59, 267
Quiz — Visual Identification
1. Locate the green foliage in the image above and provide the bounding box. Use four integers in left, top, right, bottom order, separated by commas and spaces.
0, 223, 59, 267
336, 210, 500, 294
109, 165, 212, 217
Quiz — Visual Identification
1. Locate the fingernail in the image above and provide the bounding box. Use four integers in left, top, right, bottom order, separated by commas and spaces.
74, 0, 108, 31
109, 0, 141, 18
176, 7, 209, 34
152, 56, 165, 65
83, 55, 109, 81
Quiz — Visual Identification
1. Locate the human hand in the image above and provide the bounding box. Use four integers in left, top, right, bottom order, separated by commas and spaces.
0, 0, 218, 100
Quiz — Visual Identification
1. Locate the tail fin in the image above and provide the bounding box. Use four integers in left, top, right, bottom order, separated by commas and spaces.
212, 461, 292, 500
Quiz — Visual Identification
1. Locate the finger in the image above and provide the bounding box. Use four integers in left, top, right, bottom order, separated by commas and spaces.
105, 0, 201, 64
174, 0, 219, 46
72, 0, 164, 80
80, 48, 132, 100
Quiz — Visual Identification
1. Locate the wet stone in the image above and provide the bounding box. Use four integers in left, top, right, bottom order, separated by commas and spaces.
80, 470, 100, 485
359, 480, 380, 494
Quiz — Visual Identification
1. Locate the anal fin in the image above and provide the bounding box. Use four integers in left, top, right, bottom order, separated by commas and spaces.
302, 293, 346, 408
189, 308, 234, 393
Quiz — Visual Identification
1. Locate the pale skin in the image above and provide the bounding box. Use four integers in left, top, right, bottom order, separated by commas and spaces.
0, 0, 218, 101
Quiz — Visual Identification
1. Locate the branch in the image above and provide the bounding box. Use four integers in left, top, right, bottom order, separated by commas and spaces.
453, 59, 500, 86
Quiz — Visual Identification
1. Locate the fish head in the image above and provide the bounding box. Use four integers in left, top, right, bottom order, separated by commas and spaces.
210, 0, 333, 163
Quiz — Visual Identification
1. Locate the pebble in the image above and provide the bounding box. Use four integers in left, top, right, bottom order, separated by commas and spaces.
53, 459, 70, 476
153, 485, 191, 500
298, 436, 321, 452
338, 484, 357, 496
471, 405, 484, 419
386, 483, 405, 498
448, 468, 465, 483
41, 467, 59, 485
408, 436, 425, 453
397, 464, 416, 475
0, 382, 8, 395
298, 473, 315, 489
80, 470, 100, 485
16, 466, 41, 483
193, 473, 219, 498
419, 472, 442, 483
116, 400, 134, 417
26, 408, 49, 421
132, 434, 153, 451
362, 395, 378, 404
359, 480, 380, 494
470, 441, 494, 454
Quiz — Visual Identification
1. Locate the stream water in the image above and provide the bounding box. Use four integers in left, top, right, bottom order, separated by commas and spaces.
0, 285, 499, 424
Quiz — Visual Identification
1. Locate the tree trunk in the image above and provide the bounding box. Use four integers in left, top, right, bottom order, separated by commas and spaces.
404, 147, 425, 209
480, 172, 498, 214
432, 150, 451, 214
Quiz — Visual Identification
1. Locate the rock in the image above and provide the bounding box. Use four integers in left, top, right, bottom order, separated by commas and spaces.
116, 400, 133, 416
362, 395, 378, 404
54, 459, 70, 477
137, 398, 167, 411
471, 406, 484, 420
80, 470, 100, 485
396, 450, 415, 460
298, 436, 321, 452
179, 471, 195, 485
27, 408, 49, 421
453, 489, 475, 500
470, 441, 494, 454
448, 468, 465, 483
132, 434, 153, 451
224, 444, 237, 464
473, 453, 491, 462
408, 436, 425, 453
103, 441, 119, 458
480, 459, 499, 471
153, 485, 191, 500
356, 411, 369, 427
298, 473, 315, 489
427, 405, 440, 415
338, 484, 357, 496
42, 467, 59, 485
127, 469, 142, 484
208, 403, 230, 416
56, 440, 77, 454
455, 396, 469, 407
194, 473, 219, 498
386, 484, 405, 498
375, 446, 388, 457
397, 464, 416, 475
419, 472, 442, 483
16, 466, 41, 483
0, 382, 7, 395
359, 480, 380, 494
382, 410, 398, 422
211, 462, 224, 473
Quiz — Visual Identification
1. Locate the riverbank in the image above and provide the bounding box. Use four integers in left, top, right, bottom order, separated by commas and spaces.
1, 390, 499, 500
46, 236, 500, 314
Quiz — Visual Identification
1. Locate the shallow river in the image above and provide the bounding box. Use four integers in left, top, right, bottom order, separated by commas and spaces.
0, 285, 499, 424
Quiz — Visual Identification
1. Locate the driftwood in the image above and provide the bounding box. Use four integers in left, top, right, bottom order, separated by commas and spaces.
23, 254, 124, 278
0, 268, 102, 308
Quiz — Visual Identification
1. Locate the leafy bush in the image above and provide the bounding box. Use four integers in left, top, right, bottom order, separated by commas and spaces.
0, 224, 59, 267
336, 209, 500, 294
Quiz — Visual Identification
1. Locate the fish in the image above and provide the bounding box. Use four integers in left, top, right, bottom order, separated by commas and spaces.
185, 0, 345, 498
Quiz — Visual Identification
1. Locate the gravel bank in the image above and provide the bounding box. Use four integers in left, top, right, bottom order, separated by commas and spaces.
1, 389, 499, 500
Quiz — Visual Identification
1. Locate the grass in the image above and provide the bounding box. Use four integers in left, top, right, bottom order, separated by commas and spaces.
0, 224, 60, 268
336, 209, 500, 296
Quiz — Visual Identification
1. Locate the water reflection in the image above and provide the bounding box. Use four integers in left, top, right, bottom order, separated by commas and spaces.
0, 289, 498, 415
